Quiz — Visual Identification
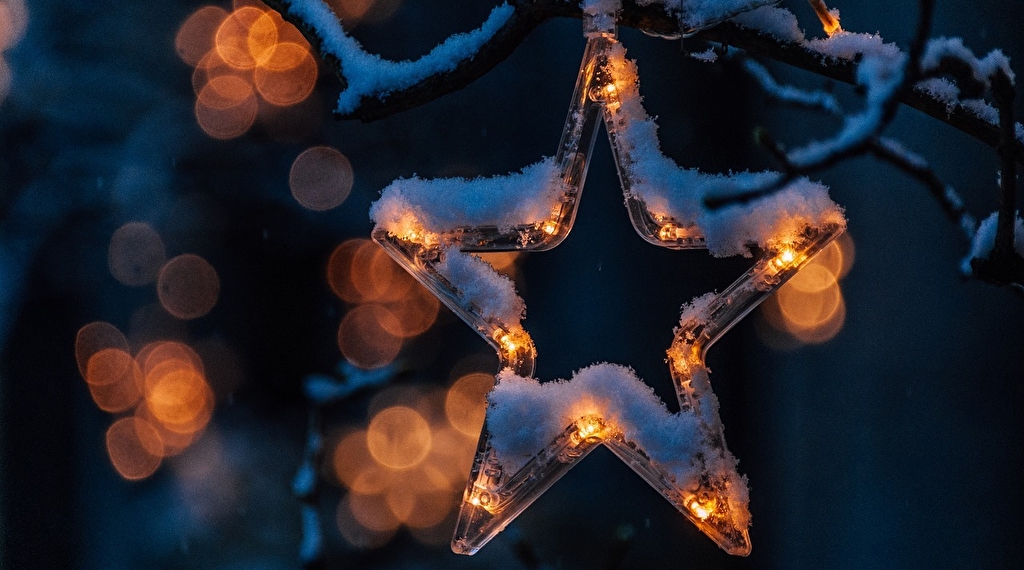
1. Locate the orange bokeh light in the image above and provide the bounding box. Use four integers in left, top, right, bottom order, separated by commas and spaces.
215, 6, 277, 69
175, 5, 229, 67
255, 43, 318, 106
366, 406, 432, 470
194, 80, 259, 139
336, 494, 399, 548
327, 239, 366, 301
85, 348, 143, 413
157, 253, 221, 320
331, 384, 481, 548
337, 304, 403, 369
181, 2, 318, 140
379, 284, 440, 338
106, 417, 164, 481
288, 146, 353, 212
445, 372, 493, 437
108, 222, 167, 287
760, 234, 854, 346
145, 359, 214, 433
136, 340, 206, 379
75, 321, 130, 378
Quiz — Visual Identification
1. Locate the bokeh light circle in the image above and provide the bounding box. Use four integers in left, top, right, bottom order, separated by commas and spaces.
108, 222, 167, 286
365, 406, 432, 470
288, 146, 353, 211
106, 417, 164, 481
337, 304, 403, 369
157, 254, 220, 320
445, 372, 493, 437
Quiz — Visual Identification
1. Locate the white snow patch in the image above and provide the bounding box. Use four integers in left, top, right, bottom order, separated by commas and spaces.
921, 37, 1014, 86
961, 211, 1024, 275
370, 158, 562, 235
285, 1, 515, 114
435, 247, 525, 326
689, 47, 719, 63
730, 5, 804, 43
488, 363, 702, 475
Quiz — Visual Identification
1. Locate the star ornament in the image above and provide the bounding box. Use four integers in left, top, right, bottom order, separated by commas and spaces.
369, 10, 844, 558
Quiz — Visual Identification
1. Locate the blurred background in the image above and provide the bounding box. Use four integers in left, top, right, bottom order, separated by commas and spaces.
1, 0, 1022, 568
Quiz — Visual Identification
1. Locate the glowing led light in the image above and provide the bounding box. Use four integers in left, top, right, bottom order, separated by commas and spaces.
776, 247, 796, 267
689, 500, 711, 521
808, 0, 842, 36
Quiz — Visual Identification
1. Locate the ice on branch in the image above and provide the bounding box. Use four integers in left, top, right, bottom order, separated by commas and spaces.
921, 37, 1014, 87
435, 248, 525, 326
647, 0, 778, 33
283, 0, 514, 114
487, 364, 742, 499
603, 43, 845, 256
370, 158, 562, 239
729, 5, 805, 43
961, 212, 1024, 276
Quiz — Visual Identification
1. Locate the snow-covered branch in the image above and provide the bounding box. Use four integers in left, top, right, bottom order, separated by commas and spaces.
263, 0, 1024, 167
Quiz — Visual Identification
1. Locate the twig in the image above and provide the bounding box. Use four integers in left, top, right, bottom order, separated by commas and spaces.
991, 69, 1018, 262
869, 137, 976, 242
971, 69, 1024, 287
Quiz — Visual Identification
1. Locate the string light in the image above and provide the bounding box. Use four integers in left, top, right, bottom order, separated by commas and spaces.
370, 2, 846, 558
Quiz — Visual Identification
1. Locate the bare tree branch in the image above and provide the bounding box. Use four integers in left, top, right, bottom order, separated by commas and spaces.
869, 137, 976, 242
262, 0, 1023, 166
971, 69, 1024, 287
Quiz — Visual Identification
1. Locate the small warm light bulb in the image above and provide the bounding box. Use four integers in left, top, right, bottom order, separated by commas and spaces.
542, 221, 557, 235
774, 248, 796, 268
658, 224, 676, 241
576, 417, 602, 440
808, 0, 842, 36
689, 500, 711, 521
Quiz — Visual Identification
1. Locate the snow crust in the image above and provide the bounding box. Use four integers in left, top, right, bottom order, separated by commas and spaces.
921, 37, 1014, 86
370, 158, 561, 235
652, 0, 779, 32
961, 211, 1024, 275
488, 363, 704, 474
730, 5, 804, 42
436, 248, 525, 326
606, 43, 845, 256
286, 0, 515, 114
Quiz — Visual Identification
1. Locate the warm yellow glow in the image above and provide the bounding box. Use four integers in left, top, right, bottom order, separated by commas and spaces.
542, 221, 557, 235
689, 499, 711, 520
495, 329, 531, 357
575, 416, 604, 442
808, 0, 842, 36
687, 494, 718, 521
658, 224, 677, 241
774, 247, 796, 268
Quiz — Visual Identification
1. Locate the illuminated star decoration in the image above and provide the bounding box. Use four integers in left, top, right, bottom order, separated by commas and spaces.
369, 2, 845, 558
